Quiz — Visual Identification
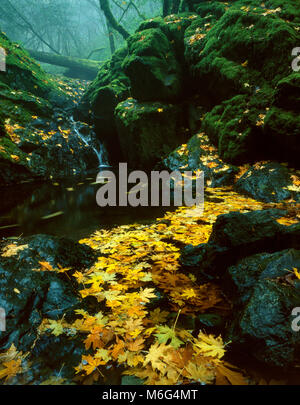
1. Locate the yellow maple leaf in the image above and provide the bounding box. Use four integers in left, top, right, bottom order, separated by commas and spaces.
293, 268, 300, 280
193, 332, 225, 359
185, 361, 215, 384
0, 359, 22, 381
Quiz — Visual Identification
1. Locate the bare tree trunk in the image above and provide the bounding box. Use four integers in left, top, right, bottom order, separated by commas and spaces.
99, 0, 130, 40
171, 0, 181, 13
107, 22, 116, 55
163, 0, 170, 17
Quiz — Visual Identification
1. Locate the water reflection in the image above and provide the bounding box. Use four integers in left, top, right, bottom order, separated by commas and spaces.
0, 177, 173, 240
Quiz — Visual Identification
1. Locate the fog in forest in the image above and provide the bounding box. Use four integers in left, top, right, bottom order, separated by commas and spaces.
0, 0, 163, 74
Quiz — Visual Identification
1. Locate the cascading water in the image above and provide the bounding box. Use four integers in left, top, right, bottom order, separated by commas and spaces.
70, 116, 110, 169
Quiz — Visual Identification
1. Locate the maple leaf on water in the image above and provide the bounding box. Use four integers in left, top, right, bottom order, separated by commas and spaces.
215, 362, 248, 385
0, 345, 26, 382
1, 244, 28, 257
126, 336, 145, 352
144, 342, 169, 373
94, 348, 111, 364
293, 268, 300, 280
139, 288, 157, 303
193, 332, 225, 360
84, 326, 104, 350
38, 261, 54, 271
154, 326, 184, 349
184, 361, 215, 384
73, 271, 85, 284
81, 355, 103, 376
111, 339, 125, 360
0, 359, 22, 381
47, 319, 65, 336
149, 308, 169, 324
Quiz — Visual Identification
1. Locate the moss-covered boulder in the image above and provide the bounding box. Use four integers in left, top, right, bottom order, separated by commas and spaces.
115, 98, 188, 168
0, 31, 68, 105
274, 73, 300, 111
184, 4, 299, 104
123, 28, 182, 102
0, 31, 100, 184
76, 47, 130, 157
78, 47, 130, 122
79, 0, 300, 174
202, 93, 273, 164
137, 13, 198, 62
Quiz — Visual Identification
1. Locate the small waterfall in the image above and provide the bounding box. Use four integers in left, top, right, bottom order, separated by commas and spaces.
70, 117, 110, 169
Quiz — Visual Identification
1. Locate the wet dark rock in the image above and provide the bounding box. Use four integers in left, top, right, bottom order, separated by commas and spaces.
181, 210, 300, 278
0, 234, 96, 381
181, 211, 300, 368
235, 162, 300, 203
209, 209, 285, 250
274, 73, 300, 112
226, 249, 300, 367
115, 99, 188, 168
163, 132, 239, 187
180, 242, 228, 279
228, 249, 300, 303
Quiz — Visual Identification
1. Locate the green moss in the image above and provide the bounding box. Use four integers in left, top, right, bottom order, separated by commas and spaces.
79, 1, 300, 170
115, 98, 187, 168
184, 6, 300, 104
138, 13, 199, 61
79, 46, 130, 122
195, 1, 227, 19
0, 31, 66, 100
203, 91, 274, 164
123, 28, 182, 101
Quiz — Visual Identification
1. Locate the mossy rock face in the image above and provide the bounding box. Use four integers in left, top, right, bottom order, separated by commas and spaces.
76, 47, 130, 148
123, 28, 182, 102
115, 98, 188, 168
0, 31, 100, 184
137, 13, 198, 61
184, 6, 300, 104
202, 93, 272, 164
80, 46, 130, 109
194, 1, 226, 19
80, 1, 300, 172
0, 31, 66, 101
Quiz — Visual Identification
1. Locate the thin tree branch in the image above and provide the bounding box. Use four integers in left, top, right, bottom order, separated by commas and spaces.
5, 0, 61, 54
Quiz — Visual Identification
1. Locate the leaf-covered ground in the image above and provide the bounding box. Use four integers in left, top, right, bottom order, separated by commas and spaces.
1, 185, 299, 385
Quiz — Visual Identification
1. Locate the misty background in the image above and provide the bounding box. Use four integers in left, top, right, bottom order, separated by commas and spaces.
0, 0, 164, 74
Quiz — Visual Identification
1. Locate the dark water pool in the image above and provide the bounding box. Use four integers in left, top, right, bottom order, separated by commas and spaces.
0, 175, 173, 241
